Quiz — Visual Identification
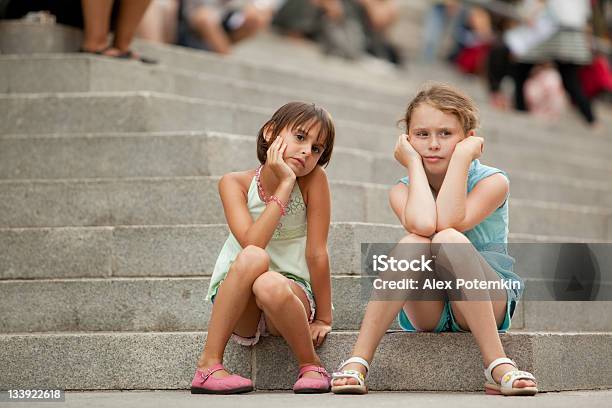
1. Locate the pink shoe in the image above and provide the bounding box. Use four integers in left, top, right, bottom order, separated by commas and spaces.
191, 363, 254, 394
293, 365, 331, 394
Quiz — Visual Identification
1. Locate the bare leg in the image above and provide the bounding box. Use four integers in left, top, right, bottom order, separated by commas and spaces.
253, 272, 324, 379
113, 0, 153, 52
196, 246, 269, 378
189, 7, 232, 54
334, 233, 444, 386
432, 228, 535, 388
136, 0, 179, 43
160, 0, 179, 43
228, 4, 273, 44
136, 0, 166, 42
81, 0, 114, 51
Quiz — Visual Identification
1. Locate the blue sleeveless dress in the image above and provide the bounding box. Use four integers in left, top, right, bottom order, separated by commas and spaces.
397, 159, 524, 333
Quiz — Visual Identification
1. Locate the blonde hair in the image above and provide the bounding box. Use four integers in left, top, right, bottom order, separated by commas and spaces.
400, 82, 480, 135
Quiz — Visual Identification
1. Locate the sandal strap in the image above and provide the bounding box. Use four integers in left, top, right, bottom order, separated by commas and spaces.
484, 357, 517, 384
332, 370, 365, 386
499, 370, 537, 390
198, 363, 226, 383
298, 365, 331, 380
338, 356, 370, 374
115, 49, 158, 64
78, 45, 112, 55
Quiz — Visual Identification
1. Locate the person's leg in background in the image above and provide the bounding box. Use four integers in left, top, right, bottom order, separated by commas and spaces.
354, 0, 402, 65
81, 0, 157, 62
187, 3, 232, 54
555, 61, 597, 125
422, 3, 448, 62
80, 0, 114, 52
227, 1, 276, 44
511, 62, 534, 112
486, 42, 511, 110
136, 0, 179, 44
113, 0, 153, 52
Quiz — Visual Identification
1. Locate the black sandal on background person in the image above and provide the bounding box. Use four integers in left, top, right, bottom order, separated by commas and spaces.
78, 45, 113, 55
113, 49, 158, 65
78, 45, 157, 64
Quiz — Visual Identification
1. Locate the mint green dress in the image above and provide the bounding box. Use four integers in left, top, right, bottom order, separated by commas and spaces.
207, 175, 313, 302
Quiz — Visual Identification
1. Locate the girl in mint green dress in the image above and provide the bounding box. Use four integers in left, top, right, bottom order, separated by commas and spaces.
191, 102, 336, 395
332, 83, 538, 397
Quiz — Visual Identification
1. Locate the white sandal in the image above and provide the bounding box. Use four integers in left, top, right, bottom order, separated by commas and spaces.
331, 356, 370, 394
484, 357, 538, 396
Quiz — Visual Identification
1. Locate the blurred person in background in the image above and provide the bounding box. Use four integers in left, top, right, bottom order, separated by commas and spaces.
1, 0, 156, 62
273, 0, 401, 64
178, 0, 285, 54
136, 0, 180, 44
355, 0, 403, 64
486, 0, 598, 127
448, 3, 495, 74
272, 0, 363, 59
80, 0, 157, 62
421, 0, 461, 62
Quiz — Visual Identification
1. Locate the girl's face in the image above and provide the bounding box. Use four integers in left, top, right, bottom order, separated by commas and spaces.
268, 121, 326, 177
408, 103, 470, 174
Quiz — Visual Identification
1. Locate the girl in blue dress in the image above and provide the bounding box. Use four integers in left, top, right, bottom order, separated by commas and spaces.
332, 83, 538, 396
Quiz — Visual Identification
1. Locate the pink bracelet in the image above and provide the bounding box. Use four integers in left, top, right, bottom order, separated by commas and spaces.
266, 195, 287, 216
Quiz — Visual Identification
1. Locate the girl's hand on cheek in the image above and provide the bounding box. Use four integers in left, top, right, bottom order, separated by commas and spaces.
267, 136, 296, 183
455, 136, 484, 161
394, 134, 421, 168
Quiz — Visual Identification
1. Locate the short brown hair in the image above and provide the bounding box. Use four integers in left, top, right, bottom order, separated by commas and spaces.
400, 82, 480, 135
257, 102, 335, 167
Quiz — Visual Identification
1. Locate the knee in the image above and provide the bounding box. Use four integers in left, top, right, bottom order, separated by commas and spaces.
233, 245, 269, 278
395, 234, 432, 257
241, 7, 270, 33
252, 272, 292, 309
189, 7, 217, 30
431, 228, 467, 244
399, 233, 432, 244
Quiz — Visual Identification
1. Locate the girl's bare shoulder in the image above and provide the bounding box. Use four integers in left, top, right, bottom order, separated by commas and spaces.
219, 170, 256, 193
297, 166, 329, 204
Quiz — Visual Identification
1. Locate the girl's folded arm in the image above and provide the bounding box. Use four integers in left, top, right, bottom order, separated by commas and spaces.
437, 173, 509, 232
218, 173, 293, 249
304, 167, 333, 325
389, 183, 437, 237
435, 152, 472, 231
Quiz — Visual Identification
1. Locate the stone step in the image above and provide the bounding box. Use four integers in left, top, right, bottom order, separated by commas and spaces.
2, 132, 611, 195
3, 275, 611, 333
131, 40, 413, 107
0, 55, 401, 127
3, 21, 611, 143
1, 331, 610, 391
1, 177, 610, 239
4, 223, 608, 282
0, 223, 610, 290
135, 36, 612, 133
0, 91, 391, 146
0, 21, 409, 107
136, 37, 612, 140
2, 93, 611, 159
0, 223, 403, 281
53, 390, 612, 406
0, 20, 537, 116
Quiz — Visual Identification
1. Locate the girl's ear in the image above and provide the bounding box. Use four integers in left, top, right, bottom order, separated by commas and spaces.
467, 129, 476, 137
263, 123, 274, 143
